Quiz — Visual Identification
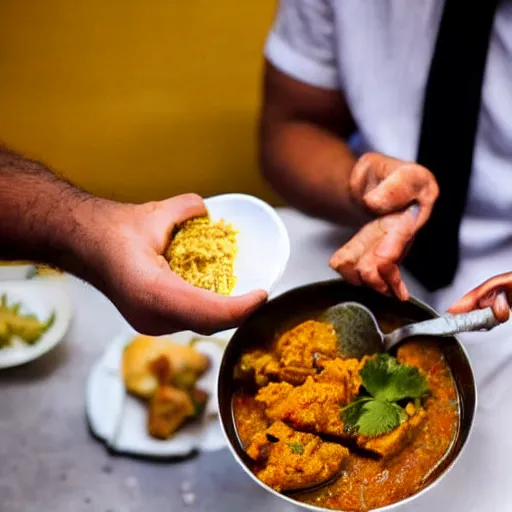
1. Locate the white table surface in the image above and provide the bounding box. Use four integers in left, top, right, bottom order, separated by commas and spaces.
0, 207, 510, 512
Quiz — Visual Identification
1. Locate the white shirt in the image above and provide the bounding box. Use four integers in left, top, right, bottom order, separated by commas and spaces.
265, 2, 512, 511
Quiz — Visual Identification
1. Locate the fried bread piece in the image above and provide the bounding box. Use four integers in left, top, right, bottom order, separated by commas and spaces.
122, 335, 210, 398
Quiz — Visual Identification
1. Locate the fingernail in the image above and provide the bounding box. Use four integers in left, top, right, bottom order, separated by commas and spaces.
408, 202, 420, 219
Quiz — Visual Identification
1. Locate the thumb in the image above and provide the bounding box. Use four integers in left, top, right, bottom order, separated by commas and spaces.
145, 193, 208, 252
448, 272, 512, 315
448, 289, 510, 323
158, 193, 207, 225
189, 289, 269, 335
447, 293, 479, 315
167, 282, 268, 335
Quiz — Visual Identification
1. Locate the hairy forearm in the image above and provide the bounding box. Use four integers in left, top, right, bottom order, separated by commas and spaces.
0, 147, 106, 282
260, 121, 367, 226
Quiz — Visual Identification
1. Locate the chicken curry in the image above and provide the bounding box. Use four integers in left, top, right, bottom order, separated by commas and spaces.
232, 319, 459, 511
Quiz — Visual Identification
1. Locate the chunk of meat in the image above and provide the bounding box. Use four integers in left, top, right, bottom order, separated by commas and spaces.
246, 421, 349, 492
315, 356, 367, 387
257, 379, 347, 437
255, 357, 364, 438
256, 358, 426, 459
237, 350, 281, 387
275, 320, 338, 370
237, 320, 338, 386
357, 405, 427, 458
233, 393, 270, 447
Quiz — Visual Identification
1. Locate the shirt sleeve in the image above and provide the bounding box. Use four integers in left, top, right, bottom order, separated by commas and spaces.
264, 0, 340, 90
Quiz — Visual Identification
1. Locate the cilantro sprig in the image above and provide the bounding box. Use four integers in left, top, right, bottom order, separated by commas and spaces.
288, 443, 305, 455
341, 354, 428, 437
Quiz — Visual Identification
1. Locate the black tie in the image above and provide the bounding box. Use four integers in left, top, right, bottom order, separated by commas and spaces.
404, 0, 500, 292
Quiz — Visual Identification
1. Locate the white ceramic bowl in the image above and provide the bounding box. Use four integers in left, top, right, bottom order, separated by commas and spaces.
204, 194, 290, 297
0, 264, 35, 281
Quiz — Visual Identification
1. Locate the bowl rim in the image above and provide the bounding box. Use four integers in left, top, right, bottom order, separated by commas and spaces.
217, 279, 478, 512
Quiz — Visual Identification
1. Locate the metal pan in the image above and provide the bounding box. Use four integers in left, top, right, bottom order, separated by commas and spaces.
218, 279, 477, 511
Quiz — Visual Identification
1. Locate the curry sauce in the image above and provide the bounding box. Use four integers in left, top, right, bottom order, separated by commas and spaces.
233, 320, 459, 512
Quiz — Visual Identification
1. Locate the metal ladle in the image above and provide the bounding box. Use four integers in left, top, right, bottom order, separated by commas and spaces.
321, 301, 501, 359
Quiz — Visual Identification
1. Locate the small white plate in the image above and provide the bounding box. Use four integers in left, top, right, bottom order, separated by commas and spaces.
0, 280, 72, 369
86, 329, 229, 458
204, 194, 290, 297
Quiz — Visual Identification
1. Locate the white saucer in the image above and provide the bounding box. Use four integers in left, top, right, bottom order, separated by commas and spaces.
86, 329, 229, 458
0, 280, 72, 369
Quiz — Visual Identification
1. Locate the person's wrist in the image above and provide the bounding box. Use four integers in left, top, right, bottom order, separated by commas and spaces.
347, 192, 373, 227
55, 193, 116, 290
346, 173, 374, 227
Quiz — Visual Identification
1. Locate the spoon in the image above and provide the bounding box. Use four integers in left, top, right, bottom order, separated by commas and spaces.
321, 301, 501, 359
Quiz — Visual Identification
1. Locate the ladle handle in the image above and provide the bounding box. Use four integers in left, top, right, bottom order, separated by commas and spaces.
384, 307, 500, 350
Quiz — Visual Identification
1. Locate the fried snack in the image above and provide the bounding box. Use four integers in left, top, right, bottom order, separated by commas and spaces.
246, 421, 349, 492
147, 386, 195, 439
166, 216, 237, 295
122, 335, 210, 398
189, 388, 209, 418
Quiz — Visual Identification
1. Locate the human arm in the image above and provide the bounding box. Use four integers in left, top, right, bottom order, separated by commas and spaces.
260, 61, 364, 225
0, 146, 266, 335
260, 1, 439, 299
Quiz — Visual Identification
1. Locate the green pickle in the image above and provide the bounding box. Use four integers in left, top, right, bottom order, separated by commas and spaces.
0, 293, 55, 348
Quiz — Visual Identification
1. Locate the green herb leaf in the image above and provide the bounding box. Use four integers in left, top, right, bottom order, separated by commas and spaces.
356, 400, 407, 436
339, 397, 372, 435
360, 354, 428, 402
341, 354, 429, 437
288, 443, 305, 455
341, 398, 408, 437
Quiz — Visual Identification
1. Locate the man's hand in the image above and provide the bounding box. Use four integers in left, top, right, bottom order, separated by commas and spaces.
448, 273, 512, 323
329, 153, 439, 300
0, 147, 266, 335
74, 193, 268, 336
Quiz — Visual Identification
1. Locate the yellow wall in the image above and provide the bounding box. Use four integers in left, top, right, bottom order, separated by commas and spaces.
0, 0, 278, 204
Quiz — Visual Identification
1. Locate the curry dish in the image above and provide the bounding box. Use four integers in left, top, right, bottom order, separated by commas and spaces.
233, 319, 459, 511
